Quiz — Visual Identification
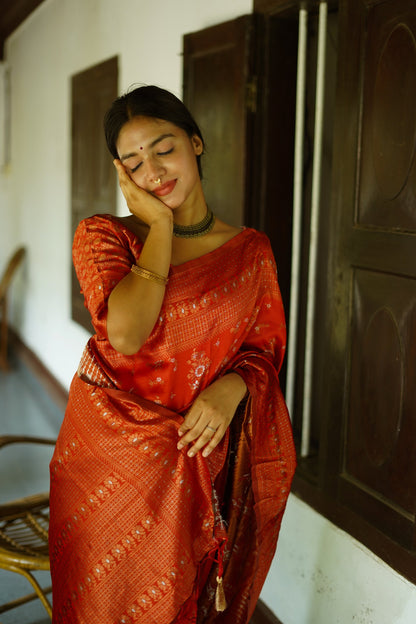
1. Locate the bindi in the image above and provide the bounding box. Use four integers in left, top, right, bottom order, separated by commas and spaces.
140, 146, 143, 150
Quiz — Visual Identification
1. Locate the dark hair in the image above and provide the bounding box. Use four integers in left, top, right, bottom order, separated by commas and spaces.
104, 85, 205, 177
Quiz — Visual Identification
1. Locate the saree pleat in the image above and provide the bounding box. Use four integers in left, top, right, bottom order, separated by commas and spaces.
50, 375, 228, 623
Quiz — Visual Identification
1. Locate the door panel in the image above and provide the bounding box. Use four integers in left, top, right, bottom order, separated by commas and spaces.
358, 6, 416, 231
344, 268, 416, 547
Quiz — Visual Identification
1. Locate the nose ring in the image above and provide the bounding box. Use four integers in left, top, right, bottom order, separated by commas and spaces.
153, 177, 162, 185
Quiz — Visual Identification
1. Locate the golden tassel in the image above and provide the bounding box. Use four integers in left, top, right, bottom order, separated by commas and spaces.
215, 575, 227, 612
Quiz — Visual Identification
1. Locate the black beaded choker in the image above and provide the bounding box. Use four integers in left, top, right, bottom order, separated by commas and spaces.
173, 207, 215, 238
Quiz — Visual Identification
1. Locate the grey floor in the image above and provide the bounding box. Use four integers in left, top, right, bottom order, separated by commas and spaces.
0, 357, 64, 624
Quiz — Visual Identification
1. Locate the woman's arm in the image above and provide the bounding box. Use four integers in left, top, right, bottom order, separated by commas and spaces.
177, 372, 247, 457
106, 161, 173, 355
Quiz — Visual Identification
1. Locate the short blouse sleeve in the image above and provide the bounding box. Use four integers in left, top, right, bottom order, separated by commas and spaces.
72, 215, 142, 337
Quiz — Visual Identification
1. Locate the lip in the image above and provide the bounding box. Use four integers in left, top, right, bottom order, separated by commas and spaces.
153, 180, 177, 197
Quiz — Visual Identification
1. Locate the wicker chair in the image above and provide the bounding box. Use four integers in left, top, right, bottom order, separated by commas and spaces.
0, 246, 26, 371
0, 434, 55, 619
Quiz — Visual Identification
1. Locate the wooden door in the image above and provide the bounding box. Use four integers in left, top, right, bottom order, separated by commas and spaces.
183, 16, 259, 227
71, 56, 118, 331
324, 0, 416, 551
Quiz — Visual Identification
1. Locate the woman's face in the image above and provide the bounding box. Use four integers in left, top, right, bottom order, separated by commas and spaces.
116, 116, 203, 210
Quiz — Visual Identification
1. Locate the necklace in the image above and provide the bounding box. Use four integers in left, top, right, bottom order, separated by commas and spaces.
173, 207, 216, 238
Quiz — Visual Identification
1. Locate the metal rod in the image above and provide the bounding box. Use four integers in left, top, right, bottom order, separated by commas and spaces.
285, 8, 308, 420
301, 1, 328, 457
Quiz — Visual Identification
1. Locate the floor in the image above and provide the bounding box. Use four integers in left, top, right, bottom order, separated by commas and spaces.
0, 357, 64, 624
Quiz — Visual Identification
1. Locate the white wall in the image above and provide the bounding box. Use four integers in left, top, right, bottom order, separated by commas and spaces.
1, 1, 415, 622
262, 495, 416, 623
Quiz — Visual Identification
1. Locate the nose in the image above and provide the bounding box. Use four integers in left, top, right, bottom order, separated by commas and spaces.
143, 156, 165, 184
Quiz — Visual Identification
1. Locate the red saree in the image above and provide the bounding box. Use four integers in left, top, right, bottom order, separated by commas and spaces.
49, 215, 296, 623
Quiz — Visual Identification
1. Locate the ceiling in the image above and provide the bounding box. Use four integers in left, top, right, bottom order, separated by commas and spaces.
0, 0, 46, 59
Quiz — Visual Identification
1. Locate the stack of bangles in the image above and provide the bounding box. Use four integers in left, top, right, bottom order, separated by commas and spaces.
131, 264, 169, 287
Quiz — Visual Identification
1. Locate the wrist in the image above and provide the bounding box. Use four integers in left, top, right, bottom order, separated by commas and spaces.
149, 211, 173, 231
223, 372, 248, 402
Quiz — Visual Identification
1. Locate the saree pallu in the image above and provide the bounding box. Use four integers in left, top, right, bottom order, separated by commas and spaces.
49, 351, 295, 624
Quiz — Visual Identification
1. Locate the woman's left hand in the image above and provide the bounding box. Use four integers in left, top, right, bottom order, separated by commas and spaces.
177, 373, 247, 458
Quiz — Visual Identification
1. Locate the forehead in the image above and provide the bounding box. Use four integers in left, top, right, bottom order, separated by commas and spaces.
116, 116, 183, 150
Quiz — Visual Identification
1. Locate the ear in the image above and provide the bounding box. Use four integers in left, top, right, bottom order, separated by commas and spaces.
192, 135, 203, 156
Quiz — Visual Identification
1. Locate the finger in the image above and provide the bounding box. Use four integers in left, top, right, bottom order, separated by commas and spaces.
201, 430, 223, 458
113, 159, 139, 190
186, 426, 222, 458
177, 417, 205, 450
113, 162, 148, 210
114, 162, 135, 189
113, 160, 131, 190
113, 158, 125, 177
178, 407, 201, 438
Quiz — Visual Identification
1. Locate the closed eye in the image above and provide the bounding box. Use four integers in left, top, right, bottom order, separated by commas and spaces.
130, 162, 142, 173
130, 148, 173, 174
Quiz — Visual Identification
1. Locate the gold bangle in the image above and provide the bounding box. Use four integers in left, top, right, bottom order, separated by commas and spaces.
131, 264, 169, 286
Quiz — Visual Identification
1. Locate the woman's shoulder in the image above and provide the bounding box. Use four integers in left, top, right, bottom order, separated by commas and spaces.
229, 225, 273, 255
73, 214, 144, 266
210, 224, 275, 273
213, 219, 270, 248
74, 214, 143, 245
75, 213, 124, 234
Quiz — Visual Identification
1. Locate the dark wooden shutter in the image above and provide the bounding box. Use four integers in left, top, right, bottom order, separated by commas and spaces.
325, 0, 416, 556
71, 56, 118, 331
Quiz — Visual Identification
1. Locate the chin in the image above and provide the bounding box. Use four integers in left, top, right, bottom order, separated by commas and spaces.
161, 197, 181, 210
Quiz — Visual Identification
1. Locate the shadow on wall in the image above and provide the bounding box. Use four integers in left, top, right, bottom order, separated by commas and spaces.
0, 246, 26, 371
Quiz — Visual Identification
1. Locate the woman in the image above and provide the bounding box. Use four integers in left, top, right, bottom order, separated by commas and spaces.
49, 85, 296, 624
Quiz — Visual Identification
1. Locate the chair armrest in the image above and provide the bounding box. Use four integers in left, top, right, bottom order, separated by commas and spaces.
0, 435, 56, 450
0, 492, 49, 517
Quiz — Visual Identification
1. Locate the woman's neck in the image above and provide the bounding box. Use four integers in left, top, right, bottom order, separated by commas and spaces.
171, 183, 207, 226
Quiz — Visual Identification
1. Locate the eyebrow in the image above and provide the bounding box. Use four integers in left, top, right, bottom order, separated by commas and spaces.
120, 133, 175, 162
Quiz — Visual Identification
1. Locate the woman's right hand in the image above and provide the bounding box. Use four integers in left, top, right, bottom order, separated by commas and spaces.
107, 160, 173, 355
113, 159, 172, 229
